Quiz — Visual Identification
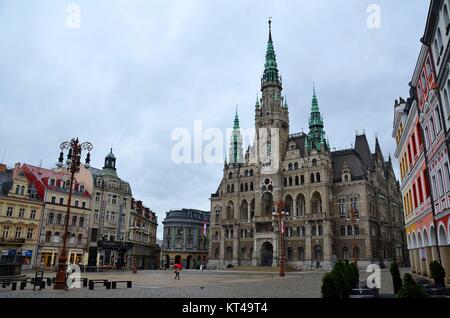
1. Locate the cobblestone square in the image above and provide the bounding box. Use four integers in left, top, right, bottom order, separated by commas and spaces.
0, 268, 409, 298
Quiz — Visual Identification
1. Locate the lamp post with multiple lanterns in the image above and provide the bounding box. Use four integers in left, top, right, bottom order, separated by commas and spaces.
53, 138, 93, 290
272, 200, 288, 277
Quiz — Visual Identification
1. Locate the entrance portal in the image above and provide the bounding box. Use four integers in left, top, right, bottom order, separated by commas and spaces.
260, 242, 273, 266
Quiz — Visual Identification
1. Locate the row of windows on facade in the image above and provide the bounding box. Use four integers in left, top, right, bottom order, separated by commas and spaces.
286, 159, 320, 172
96, 178, 129, 192
47, 213, 85, 227
165, 226, 204, 237
92, 209, 125, 224
1, 226, 34, 240
43, 231, 83, 244
283, 172, 321, 187
94, 193, 128, 206
226, 183, 255, 193
48, 178, 85, 193
403, 162, 450, 215
337, 197, 359, 217
50, 196, 87, 209
13, 185, 37, 199
4, 206, 37, 219
215, 245, 326, 260
164, 239, 207, 249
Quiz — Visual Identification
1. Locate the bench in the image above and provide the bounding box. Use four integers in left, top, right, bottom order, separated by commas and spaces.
112, 281, 132, 289
88, 279, 110, 290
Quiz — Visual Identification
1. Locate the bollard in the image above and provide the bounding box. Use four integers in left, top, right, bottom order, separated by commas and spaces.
20, 282, 27, 290
89, 281, 94, 290
112, 282, 117, 289
11, 283, 17, 291
105, 281, 111, 289
83, 278, 88, 288
127, 281, 132, 288
46, 278, 51, 286
40, 281, 45, 290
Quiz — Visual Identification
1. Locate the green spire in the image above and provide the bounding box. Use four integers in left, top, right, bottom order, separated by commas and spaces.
233, 105, 240, 129
262, 19, 281, 87
307, 83, 327, 152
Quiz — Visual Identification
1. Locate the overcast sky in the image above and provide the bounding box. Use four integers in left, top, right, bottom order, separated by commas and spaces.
0, 1, 430, 239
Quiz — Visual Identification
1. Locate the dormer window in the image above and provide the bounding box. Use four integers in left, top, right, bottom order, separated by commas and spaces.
49, 178, 55, 187
96, 178, 102, 187
79, 185, 85, 193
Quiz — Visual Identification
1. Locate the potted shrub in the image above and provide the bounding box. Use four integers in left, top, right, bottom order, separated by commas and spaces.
429, 260, 446, 287
321, 272, 341, 298
390, 261, 402, 294
398, 273, 428, 298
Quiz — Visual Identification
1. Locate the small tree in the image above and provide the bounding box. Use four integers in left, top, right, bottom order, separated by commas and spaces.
389, 261, 402, 294
398, 273, 428, 298
429, 260, 446, 287
321, 272, 341, 298
350, 262, 360, 287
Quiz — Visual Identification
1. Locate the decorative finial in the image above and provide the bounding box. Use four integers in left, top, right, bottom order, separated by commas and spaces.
313, 82, 316, 96
268, 17, 272, 42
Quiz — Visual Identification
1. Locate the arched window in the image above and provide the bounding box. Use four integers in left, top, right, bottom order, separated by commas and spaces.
245, 183, 248, 192
250, 183, 254, 191
295, 176, 299, 185
311, 192, 322, 214
353, 246, 360, 260
294, 162, 298, 170
45, 231, 51, 242
300, 175, 305, 185
311, 225, 317, 236
316, 172, 320, 183
347, 225, 353, 236
250, 169, 254, 176
231, 184, 234, 193
215, 207, 221, 225
283, 178, 287, 187
288, 177, 293, 186
298, 246, 305, 260
245, 170, 249, 177
225, 246, 233, 260
228, 172, 233, 179
314, 245, 322, 260
15, 185, 20, 195
214, 248, 219, 259
435, 106, 442, 132
310, 173, 315, 183
343, 247, 349, 260
226, 202, 234, 220
318, 225, 323, 236
288, 163, 293, 171
240, 184, 244, 192
354, 225, 359, 235
340, 226, 346, 236
287, 247, 293, 261
344, 175, 349, 182
312, 159, 317, 166
227, 185, 230, 193
241, 247, 246, 259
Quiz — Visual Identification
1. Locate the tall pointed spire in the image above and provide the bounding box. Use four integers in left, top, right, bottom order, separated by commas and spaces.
307, 83, 327, 152
229, 109, 244, 165
262, 18, 281, 89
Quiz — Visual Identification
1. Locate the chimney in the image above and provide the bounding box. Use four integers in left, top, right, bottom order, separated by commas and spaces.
0, 163, 6, 173
12, 162, 21, 179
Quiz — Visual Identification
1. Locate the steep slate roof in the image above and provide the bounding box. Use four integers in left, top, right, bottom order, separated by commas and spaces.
287, 132, 307, 156
331, 149, 367, 181
0, 169, 13, 195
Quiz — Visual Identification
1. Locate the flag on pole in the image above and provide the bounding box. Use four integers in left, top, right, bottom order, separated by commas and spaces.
203, 220, 207, 237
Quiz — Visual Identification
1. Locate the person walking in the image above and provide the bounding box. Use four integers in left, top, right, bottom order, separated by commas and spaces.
174, 264, 181, 279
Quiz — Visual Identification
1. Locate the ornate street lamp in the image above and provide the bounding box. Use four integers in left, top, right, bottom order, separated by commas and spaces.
53, 138, 92, 290
272, 200, 288, 277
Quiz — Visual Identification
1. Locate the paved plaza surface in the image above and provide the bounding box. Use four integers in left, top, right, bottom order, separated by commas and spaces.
0, 268, 410, 298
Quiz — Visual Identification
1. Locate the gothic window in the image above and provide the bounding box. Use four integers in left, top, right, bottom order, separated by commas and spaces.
316, 173, 320, 183
310, 173, 315, 183
250, 169, 254, 176
343, 247, 349, 260
283, 178, 287, 187
344, 175, 349, 182
226, 246, 233, 260
287, 247, 293, 261
295, 176, 299, 185
313, 245, 322, 260
228, 172, 233, 179
227, 185, 230, 193
354, 225, 359, 235
318, 225, 323, 236
245, 170, 249, 177
340, 226, 346, 236
311, 225, 317, 236
288, 163, 293, 171
311, 192, 322, 214
298, 246, 305, 260
288, 177, 293, 186
312, 159, 317, 166
347, 225, 353, 236
353, 246, 360, 260
231, 184, 234, 192
245, 183, 248, 192
240, 183, 244, 192
300, 175, 305, 185
294, 162, 298, 170
250, 183, 254, 191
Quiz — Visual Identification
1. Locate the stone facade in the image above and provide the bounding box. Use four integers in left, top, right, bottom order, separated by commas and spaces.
209, 21, 405, 270
162, 209, 210, 269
